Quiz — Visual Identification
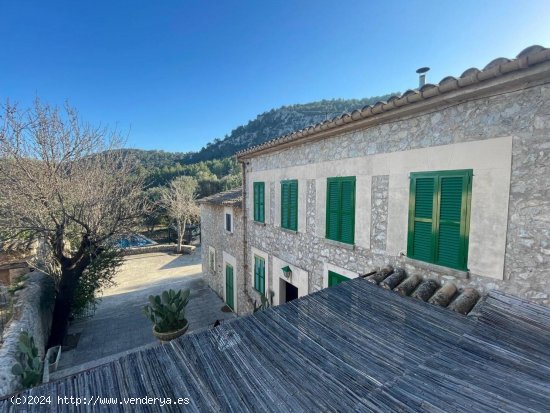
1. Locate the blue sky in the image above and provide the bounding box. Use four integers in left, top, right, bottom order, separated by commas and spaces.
1, 0, 549, 153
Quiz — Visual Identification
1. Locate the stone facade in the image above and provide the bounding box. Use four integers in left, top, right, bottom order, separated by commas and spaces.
200, 203, 252, 314
370, 175, 389, 253
240, 80, 550, 308
0, 272, 55, 396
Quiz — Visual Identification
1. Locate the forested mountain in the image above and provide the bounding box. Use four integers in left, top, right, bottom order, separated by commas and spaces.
128, 94, 397, 195
186, 94, 397, 163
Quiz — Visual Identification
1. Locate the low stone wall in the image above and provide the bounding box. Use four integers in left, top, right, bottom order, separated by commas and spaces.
0, 272, 55, 397
121, 244, 195, 256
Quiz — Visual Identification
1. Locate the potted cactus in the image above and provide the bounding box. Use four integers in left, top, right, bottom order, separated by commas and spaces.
143, 288, 190, 341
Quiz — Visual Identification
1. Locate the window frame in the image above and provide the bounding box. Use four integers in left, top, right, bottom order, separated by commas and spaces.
225, 211, 233, 233
253, 182, 265, 223
280, 180, 298, 231
407, 169, 472, 271
325, 176, 356, 245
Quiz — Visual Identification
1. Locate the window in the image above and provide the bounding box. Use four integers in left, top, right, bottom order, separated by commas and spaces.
328, 270, 349, 287
253, 182, 265, 223
326, 177, 356, 244
208, 247, 216, 271
407, 169, 472, 271
254, 255, 265, 294
225, 212, 232, 232
280, 180, 298, 231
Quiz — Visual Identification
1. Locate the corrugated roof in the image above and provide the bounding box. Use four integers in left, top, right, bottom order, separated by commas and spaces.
3, 279, 549, 412
197, 186, 242, 208
237, 45, 550, 159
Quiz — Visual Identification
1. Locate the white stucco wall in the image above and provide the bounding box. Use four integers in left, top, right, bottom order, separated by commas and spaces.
271, 256, 309, 305
247, 136, 512, 280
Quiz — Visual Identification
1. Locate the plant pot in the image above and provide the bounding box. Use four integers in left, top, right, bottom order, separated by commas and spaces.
42, 345, 62, 383
153, 320, 189, 342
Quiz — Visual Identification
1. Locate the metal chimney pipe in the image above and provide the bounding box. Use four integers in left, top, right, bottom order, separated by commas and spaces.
416, 67, 430, 88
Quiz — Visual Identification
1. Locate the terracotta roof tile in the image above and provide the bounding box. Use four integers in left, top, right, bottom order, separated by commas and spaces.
197, 186, 242, 208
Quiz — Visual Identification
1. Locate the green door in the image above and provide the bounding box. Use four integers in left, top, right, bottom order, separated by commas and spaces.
328, 270, 349, 287
225, 264, 234, 310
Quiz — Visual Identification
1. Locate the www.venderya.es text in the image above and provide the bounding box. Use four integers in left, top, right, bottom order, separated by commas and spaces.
10, 395, 191, 407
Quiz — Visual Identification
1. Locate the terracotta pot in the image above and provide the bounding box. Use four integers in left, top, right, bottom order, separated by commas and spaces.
153, 320, 189, 342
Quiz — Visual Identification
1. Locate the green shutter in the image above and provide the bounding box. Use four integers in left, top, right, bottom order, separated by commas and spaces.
408, 176, 436, 262
328, 270, 349, 287
225, 264, 234, 310
281, 182, 289, 229
326, 177, 355, 244
326, 180, 341, 240
259, 183, 265, 222
259, 258, 265, 294
340, 178, 355, 244
289, 180, 298, 231
408, 170, 472, 271
254, 182, 265, 223
281, 180, 297, 231
254, 256, 265, 294
436, 174, 471, 269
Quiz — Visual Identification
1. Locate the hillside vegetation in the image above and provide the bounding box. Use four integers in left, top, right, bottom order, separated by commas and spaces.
132, 94, 397, 197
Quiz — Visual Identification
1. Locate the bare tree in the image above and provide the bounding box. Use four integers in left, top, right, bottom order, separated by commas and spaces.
161, 176, 200, 253
0, 100, 146, 345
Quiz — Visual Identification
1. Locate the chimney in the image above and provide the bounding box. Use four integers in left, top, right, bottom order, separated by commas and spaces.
416, 67, 430, 88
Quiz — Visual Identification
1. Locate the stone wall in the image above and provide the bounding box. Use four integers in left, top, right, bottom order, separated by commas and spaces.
243, 81, 550, 307
0, 272, 55, 397
370, 175, 389, 253
200, 204, 252, 315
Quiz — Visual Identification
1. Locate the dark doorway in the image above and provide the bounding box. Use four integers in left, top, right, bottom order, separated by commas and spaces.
284, 281, 298, 303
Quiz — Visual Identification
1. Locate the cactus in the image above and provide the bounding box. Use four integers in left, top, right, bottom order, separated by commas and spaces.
253, 294, 271, 313
143, 288, 190, 333
11, 332, 43, 388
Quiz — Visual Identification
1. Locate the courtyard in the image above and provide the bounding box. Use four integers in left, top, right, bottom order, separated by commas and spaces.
52, 248, 236, 379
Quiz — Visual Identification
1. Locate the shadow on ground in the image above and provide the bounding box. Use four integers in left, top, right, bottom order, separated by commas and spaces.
52, 249, 236, 379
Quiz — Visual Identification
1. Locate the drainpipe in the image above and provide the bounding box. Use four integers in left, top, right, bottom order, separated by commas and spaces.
239, 158, 255, 311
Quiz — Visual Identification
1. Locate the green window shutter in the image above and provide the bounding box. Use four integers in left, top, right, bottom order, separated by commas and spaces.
436, 173, 471, 270
340, 178, 355, 244
259, 257, 265, 294
408, 170, 472, 271
281, 182, 289, 229
281, 180, 297, 230
326, 177, 355, 244
259, 183, 265, 222
254, 256, 259, 290
326, 179, 341, 241
288, 180, 298, 231
254, 256, 265, 294
328, 270, 349, 287
254, 182, 265, 222
408, 176, 436, 262
225, 264, 234, 310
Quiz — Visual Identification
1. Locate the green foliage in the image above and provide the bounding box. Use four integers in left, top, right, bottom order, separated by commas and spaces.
127, 95, 395, 199
11, 332, 43, 388
72, 247, 123, 317
253, 294, 271, 313
187, 94, 399, 163
142, 187, 169, 231
143, 288, 190, 333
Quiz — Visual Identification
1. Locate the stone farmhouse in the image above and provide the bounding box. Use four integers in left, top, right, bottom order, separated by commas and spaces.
200, 45, 550, 315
